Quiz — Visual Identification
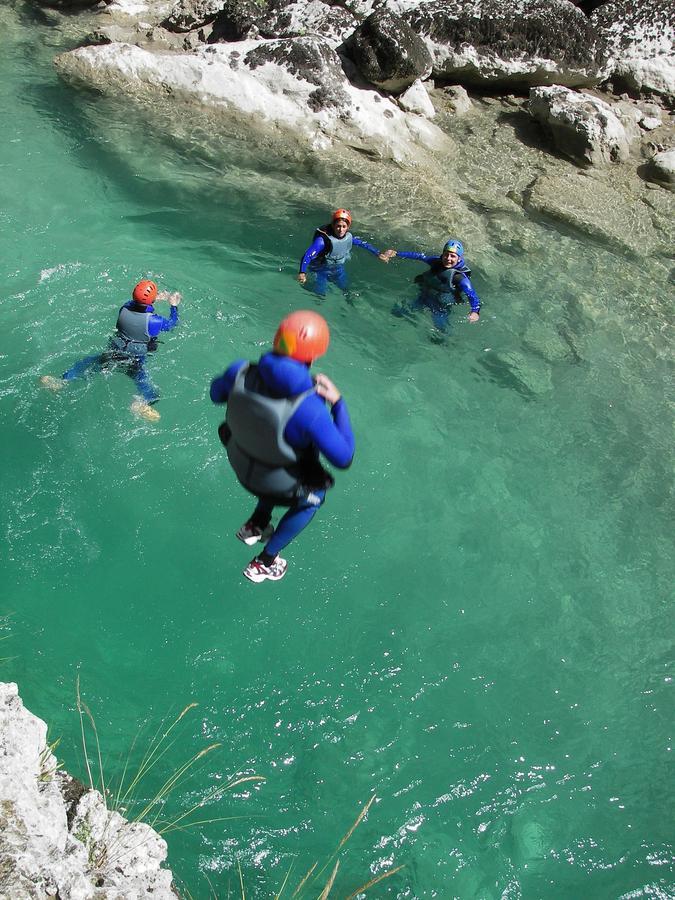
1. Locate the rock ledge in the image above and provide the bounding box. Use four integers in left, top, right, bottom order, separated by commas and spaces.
0, 681, 176, 900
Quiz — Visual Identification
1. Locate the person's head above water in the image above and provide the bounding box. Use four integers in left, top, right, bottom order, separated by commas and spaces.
441, 238, 464, 267
331, 208, 352, 238
132, 280, 158, 305
332, 208, 352, 227
273, 310, 330, 364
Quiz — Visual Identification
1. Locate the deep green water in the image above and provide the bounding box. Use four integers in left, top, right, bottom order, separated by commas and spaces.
1, 6, 674, 898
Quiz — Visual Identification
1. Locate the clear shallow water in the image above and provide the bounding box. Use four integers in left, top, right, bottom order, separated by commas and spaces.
1, 7, 674, 897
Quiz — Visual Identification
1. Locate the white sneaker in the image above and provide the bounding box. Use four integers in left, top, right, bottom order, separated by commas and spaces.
40, 375, 65, 391
236, 520, 274, 546
130, 399, 161, 421
243, 556, 288, 584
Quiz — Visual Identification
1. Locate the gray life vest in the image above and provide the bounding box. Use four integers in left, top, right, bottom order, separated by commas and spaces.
417, 261, 471, 300
315, 226, 353, 267
110, 305, 156, 355
222, 364, 317, 500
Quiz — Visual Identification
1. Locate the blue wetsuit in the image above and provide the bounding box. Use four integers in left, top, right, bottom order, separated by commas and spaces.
211, 352, 355, 559
393, 252, 481, 332
63, 302, 179, 404
299, 231, 382, 297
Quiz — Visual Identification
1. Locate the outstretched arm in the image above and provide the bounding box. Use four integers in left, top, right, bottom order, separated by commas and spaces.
298, 235, 328, 282
352, 236, 381, 256
148, 304, 179, 336
456, 274, 481, 319
392, 251, 437, 262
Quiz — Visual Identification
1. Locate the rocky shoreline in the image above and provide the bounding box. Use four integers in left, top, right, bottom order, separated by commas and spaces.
11, 0, 672, 266
0, 682, 176, 899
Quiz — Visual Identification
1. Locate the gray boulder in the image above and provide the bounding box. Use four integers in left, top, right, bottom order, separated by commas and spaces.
244, 35, 351, 111
591, 0, 675, 97
208, 0, 356, 46
529, 84, 631, 166
208, 0, 262, 41
30, 0, 110, 6
345, 9, 433, 93
441, 84, 472, 115
401, 0, 610, 89
645, 148, 675, 191
162, 0, 226, 32
257, 0, 356, 47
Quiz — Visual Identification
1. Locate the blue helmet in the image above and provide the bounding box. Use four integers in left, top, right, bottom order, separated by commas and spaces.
443, 238, 464, 257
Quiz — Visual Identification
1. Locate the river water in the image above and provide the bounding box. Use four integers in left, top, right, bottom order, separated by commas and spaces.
1, 4, 673, 897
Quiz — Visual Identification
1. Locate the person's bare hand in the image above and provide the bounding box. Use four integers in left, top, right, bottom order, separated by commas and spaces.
468, 311, 479, 323
169, 292, 182, 307
379, 249, 397, 262
297, 273, 307, 284
315, 373, 341, 405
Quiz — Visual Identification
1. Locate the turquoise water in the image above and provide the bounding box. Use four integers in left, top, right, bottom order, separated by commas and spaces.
1, 6, 674, 897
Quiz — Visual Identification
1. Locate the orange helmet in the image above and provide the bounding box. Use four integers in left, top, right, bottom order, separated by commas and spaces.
332, 208, 352, 227
132, 280, 158, 305
273, 310, 330, 364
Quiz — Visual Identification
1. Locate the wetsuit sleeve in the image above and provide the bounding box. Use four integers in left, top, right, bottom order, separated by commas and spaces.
394, 252, 436, 262
147, 305, 179, 337
210, 359, 247, 404
299, 235, 328, 273
456, 274, 481, 313
289, 396, 355, 468
352, 236, 381, 256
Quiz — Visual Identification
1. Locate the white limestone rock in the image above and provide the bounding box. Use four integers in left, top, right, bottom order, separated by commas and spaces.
640, 116, 662, 131
529, 84, 631, 166
162, 0, 225, 32
0, 682, 175, 899
393, 0, 611, 89
645, 148, 675, 191
397, 79, 435, 117
592, 0, 675, 98
54, 38, 449, 162
256, 0, 357, 49
441, 84, 472, 115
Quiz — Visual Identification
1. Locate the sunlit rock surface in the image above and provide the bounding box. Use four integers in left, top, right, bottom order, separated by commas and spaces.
529, 85, 632, 166
345, 9, 433, 93
396, 0, 610, 89
592, 0, 675, 97
645, 149, 675, 191
0, 682, 175, 900
54, 38, 449, 162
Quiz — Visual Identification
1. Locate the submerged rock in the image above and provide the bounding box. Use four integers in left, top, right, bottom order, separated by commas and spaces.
0, 682, 175, 899
529, 85, 632, 166
401, 0, 610, 89
524, 172, 660, 253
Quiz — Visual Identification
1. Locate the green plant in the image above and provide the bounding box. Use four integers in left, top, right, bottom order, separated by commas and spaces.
75, 677, 265, 871
38, 736, 63, 783
274, 795, 404, 898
